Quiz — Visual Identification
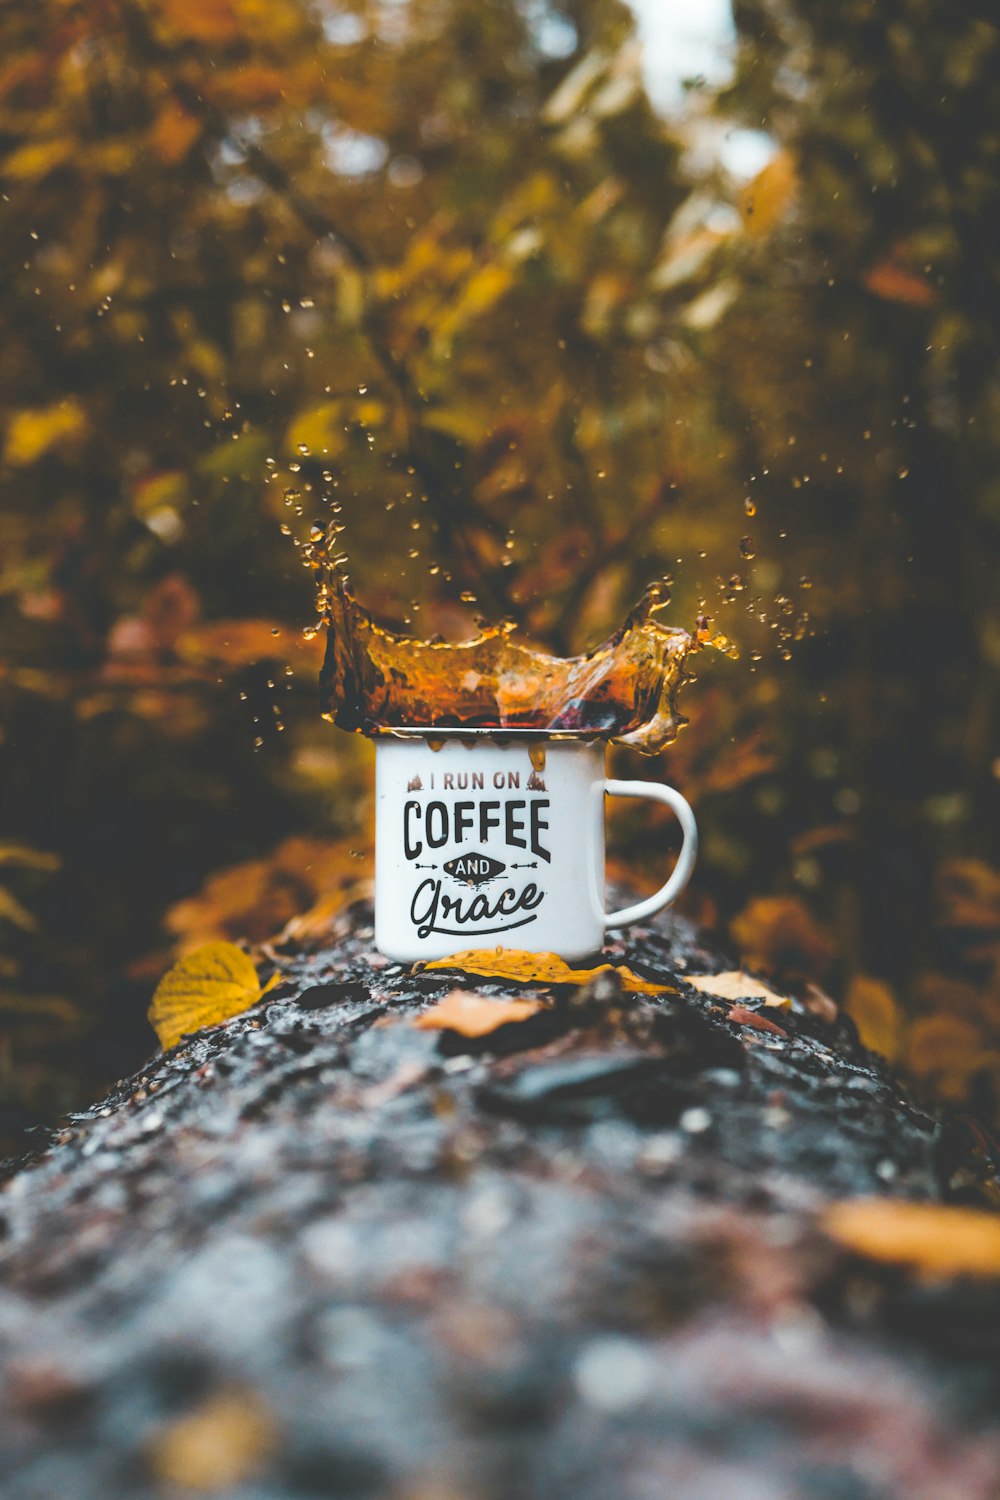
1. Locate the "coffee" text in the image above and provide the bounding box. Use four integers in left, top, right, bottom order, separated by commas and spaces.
403, 798, 550, 862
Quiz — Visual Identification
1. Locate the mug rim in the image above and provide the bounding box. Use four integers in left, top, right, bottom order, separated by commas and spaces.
372, 726, 606, 743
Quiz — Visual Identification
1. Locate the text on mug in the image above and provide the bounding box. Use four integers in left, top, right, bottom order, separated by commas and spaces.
403, 799, 551, 862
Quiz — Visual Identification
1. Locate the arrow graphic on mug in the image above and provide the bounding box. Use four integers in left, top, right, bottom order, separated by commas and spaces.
414, 862, 439, 870
510, 861, 538, 869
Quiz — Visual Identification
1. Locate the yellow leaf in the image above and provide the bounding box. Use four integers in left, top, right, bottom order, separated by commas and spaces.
148, 941, 266, 1049
131, 470, 190, 519
285, 403, 346, 460
0, 887, 39, 932
421, 948, 673, 995
862, 258, 935, 307
739, 149, 798, 238
687, 971, 790, 1008
846, 973, 902, 1061
3, 138, 72, 181
414, 990, 543, 1037
149, 1389, 276, 1490
460, 262, 515, 315
5, 400, 86, 467
823, 1199, 1000, 1281
0, 843, 60, 871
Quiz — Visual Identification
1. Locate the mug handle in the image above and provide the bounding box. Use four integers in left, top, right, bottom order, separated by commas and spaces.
603, 780, 698, 930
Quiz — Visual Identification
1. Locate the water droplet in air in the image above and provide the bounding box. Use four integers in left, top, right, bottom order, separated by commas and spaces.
743, 497, 757, 517
739, 536, 755, 559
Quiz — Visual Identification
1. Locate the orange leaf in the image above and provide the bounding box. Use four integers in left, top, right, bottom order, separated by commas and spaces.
150, 100, 202, 165
863, 259, 935, 307
421, 948, 673, 995
206, 64, 289, 110
159, 0, 240, 44
414, 990, 542, 1037
687, 971, 790, 1008
906, 1013, 985, 1076
823, 1199, 1000, 1280
167, 836, 373, 951
727, 1004, 788, 1037
935, 858, 1000, 930
730, 896, 835, 979
739, 150, 798, 238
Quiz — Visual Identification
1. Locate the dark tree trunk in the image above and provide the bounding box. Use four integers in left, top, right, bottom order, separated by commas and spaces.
1, 902, 999, 1499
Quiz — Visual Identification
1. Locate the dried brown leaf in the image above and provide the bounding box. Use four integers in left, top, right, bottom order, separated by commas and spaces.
414, 989, 543, 1037
687, 971, 790, 1008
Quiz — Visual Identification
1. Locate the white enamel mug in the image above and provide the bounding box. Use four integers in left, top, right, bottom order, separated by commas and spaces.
373, 730, 697, 963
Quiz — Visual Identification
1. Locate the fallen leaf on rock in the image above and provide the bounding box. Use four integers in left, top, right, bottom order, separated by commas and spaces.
415, 989, 543, 1037
687, 971, 790, 1008
421, 948, 673, 995
149, 1388, 276, 1490
823, 1199, 1000, 1280
148, 941, 274, 1049
727, 1004, 788, 1037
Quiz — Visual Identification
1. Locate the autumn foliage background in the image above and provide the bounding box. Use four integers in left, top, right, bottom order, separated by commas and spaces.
1, 0, 999, 1152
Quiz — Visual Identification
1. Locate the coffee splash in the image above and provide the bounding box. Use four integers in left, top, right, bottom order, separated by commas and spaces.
316, 569, 722, 754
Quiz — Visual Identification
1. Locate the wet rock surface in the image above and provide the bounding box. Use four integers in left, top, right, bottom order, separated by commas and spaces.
1, 903, 999, 1499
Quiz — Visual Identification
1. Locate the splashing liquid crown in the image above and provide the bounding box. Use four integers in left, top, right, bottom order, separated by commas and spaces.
316, 568, 718, 755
